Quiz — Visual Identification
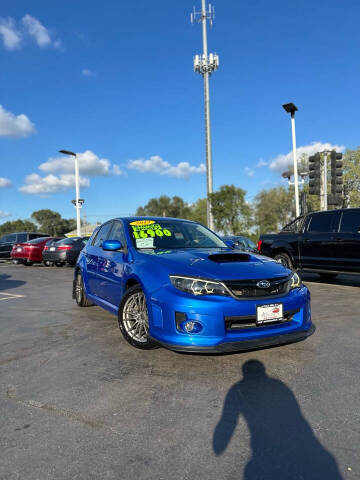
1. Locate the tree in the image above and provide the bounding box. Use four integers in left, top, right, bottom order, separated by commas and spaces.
343, 148, 360, 207
209, 185, 252, 235
136, 195, 191, 218
188, 198, 207, 225
31, 209, 76, 236
0, 219, 37, 236
254, 186, 295, 236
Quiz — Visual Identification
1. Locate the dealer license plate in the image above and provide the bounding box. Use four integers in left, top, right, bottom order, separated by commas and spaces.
256, 303, 283, 325
17, 247, 22, 252
50, 247, 55, 251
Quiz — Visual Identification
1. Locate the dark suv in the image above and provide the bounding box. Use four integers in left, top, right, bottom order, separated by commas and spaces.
258, 208, 360, 279
0, 232, 50, 260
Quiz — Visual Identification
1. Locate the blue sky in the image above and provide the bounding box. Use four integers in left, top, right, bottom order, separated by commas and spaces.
0, 0, 358, 225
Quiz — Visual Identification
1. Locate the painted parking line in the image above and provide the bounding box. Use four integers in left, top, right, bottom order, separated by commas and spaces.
0, 292, 25, 301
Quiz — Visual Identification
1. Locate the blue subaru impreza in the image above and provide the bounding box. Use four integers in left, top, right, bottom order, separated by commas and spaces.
73, 217, 314, 353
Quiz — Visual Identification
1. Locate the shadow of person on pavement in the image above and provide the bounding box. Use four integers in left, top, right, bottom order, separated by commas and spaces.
213, 359, 343, 480
0, 274, 26, 291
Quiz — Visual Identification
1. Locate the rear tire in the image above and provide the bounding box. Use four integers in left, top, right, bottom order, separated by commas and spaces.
24, 260, 33, 266
55, 262, 64, 267
43, 260, 53, 267
12, 259, 20, 265
118, 285, 158, 350
274, 253, 293, 270
74, 271, 93, 307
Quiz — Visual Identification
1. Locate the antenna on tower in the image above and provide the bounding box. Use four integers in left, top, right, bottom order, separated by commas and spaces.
190, 1, 219, 231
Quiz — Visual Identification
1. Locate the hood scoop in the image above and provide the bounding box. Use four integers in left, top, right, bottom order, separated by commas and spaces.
208, 253, 251, 263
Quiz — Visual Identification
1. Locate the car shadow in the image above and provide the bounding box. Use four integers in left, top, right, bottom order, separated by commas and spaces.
212, 360, 343, 479
300, 272, 360, 287
0, 274, 26, 291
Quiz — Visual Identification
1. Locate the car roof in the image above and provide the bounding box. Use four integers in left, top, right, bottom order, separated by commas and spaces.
113, 216, 198, 223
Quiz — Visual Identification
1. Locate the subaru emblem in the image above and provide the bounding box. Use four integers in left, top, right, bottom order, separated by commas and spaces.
257, 280, 271, 289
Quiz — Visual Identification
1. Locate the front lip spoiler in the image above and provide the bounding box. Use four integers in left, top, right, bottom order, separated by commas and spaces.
150, 324, 316, 354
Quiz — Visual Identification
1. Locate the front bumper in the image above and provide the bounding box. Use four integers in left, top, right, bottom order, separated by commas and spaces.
149, 284, 313, 353
151, 324, 315, 353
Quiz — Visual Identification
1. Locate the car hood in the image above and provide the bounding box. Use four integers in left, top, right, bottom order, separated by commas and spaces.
137, 248, 290, 281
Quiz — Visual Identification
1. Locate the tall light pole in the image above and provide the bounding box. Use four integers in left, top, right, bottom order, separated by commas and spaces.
191, 1, 219, 230
282, 103, 300, 217
59, 149, 82, 237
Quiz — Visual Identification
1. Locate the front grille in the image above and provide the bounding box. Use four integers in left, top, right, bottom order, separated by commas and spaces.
224, 276, 289, 299
225, 308, 300, 330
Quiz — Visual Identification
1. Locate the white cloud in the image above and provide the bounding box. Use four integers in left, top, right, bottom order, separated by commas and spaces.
127, 155, 206, 179
19, 173, 90, 195
0, 211, 10, 219
269, 142, 345, 172
0, 17, 21, 50
82, 68, 95, 77
39, 150, 122, 177
244, 167, 254, 177
0, 15, 61, 50
256, 159, 267, 168
0, 105, 36, 138
22, 14, 51, 47
0, 177, 12, 188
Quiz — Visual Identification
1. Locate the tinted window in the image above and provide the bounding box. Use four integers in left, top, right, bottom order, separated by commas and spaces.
339, 211, 360, 233
0, 235, 11, 243
4, 234, 17, 243
92, 223, 112, 247
29, 237, 50, 244
56, 237, 79, 245
17, 233, 27, 242
282, 217, 304, 233
307, 213, 335, 233
109, 222, 126, 245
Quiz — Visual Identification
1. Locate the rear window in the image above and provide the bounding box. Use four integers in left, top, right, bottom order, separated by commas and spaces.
307, 213, 335, 233
56, 237, 80, 245
17, 233, 27, 242
29, 237, 51, 244
339, 210, 360, 233
28, 233, 49, 240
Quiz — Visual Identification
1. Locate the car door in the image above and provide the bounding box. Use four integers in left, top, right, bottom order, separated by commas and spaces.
85, 222, 113, 296
97, 221, 127, 305
299, 211, 337, 269
331, 209, 360, 273
0, 234, 17, 258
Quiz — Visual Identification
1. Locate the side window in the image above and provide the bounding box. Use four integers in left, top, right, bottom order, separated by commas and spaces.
109, 222, 126, 246
7, 234, 17, 243
307, 213, 335, 233
17, 233, 27, 242
92, 223, 112, 247
339, 211, 360, 233
0, 235, 10, 243
29, 234, 39, 240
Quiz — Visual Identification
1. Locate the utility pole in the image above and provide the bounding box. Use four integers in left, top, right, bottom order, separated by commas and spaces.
192, 1, 219, 230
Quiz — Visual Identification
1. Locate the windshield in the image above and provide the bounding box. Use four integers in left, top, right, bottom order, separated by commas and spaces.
127, 219, 227, 250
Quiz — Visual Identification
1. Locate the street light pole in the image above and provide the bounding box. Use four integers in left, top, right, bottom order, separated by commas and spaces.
282, 103, 300, 217
192, 1, 219, 230
59, 149, 81, 237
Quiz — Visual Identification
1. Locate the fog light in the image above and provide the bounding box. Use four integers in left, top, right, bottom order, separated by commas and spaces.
182, 320, 202, 334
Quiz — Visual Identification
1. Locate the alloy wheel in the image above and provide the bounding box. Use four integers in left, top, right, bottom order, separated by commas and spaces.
122, 292, 149, 343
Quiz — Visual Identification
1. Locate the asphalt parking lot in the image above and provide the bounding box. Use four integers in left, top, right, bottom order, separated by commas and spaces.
0, 264, 359, 480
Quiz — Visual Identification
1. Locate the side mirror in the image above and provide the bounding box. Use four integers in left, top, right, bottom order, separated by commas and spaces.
224, 240, 235, 249
102, 240, 122, 251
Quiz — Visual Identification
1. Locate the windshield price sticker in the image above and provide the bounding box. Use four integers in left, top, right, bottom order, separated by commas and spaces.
131, 223, 172, 239
130, 220, 155, 226
136, 237, 154, 248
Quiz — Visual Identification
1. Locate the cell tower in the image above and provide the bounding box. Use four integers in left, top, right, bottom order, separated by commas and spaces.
191, 1, 219, 231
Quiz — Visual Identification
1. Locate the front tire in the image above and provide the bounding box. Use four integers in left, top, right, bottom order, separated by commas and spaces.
12, 259, 20, 265
118, 285, 158, 350
274, 252, 293, 270
55, 262, 64, 267
43, 260, 53, 267
74, 271, 93, 307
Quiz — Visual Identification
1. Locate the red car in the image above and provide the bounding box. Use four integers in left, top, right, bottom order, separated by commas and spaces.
11, 236, 57, 265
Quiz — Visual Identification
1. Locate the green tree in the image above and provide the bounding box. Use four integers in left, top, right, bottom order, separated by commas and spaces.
254, 186, 295, 236
343, 148, 360, 207
31, 209, 76, 236
136, 195, 191, 218
187, 198, 207, 225
0, 219, 37, 236
209, 185, 252, 235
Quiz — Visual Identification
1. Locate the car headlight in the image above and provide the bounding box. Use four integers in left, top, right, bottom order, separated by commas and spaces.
289, 272, 302, 290
169, 275, 229, 296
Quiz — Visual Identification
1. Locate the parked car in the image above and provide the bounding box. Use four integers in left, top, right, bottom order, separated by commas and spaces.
222, 235, 258, 253
11, 236, 55, 265
258, 208, 360, 279
73, 217, 314, 353
42, 238, 65, 266
0, 232, 49, 260
43, 236, 90, 267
